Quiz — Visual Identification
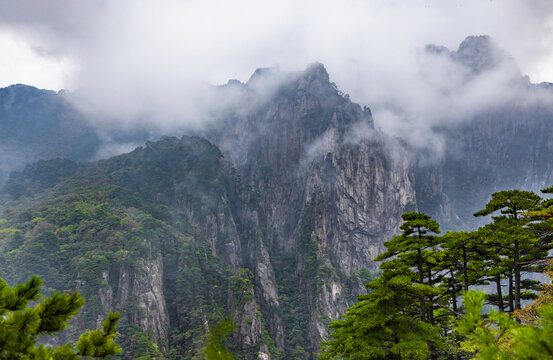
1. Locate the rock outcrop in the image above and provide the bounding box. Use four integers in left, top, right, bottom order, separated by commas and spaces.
203, 63, 417, 355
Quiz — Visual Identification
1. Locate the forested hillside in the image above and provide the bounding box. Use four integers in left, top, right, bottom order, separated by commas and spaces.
0, 137, 280, 358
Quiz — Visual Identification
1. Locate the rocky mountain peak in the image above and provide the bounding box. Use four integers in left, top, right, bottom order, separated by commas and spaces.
247, 66, 284, 84
302, 62, 330, 83
452, 35, 508, 73
425, 35, 513, 75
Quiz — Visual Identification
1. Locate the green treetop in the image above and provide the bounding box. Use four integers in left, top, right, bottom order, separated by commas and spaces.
475, 190, 544, 311
473, 190, 541, 220
0, 275, 121, 359
320, 262, 442, 360
376, 212, 442, 324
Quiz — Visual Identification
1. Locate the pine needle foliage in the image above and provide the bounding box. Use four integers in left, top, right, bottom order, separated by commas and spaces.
458, 290, 553, 360
0, 275, 121, 359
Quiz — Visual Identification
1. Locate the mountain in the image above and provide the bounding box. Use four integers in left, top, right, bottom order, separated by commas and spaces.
1, 35, 553, 358
415, 36, 553, 229
201, 63, 416, 353
0, 137, 280, 358
204, 62, 415, 274
0, 85, 100, 185
0, 64, 416, 358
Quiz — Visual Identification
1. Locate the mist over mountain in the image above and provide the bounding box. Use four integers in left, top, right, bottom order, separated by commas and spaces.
0, 85, 100, 185
1, 35, 553, 358
411, 36, 553, 229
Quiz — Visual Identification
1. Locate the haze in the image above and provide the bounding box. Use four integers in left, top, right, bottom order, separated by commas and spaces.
0, 0, 552, 152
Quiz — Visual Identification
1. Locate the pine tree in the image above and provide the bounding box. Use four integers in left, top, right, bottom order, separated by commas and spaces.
320, 261, 442, 360
474, 190, 544, 311
457, 290, 553, 360
321, 212, 444, 359
0, 275, 121, 359
440, 231, 489, 315
376, 212, 442, 324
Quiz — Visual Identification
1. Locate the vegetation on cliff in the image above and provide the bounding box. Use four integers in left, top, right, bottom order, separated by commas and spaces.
0, 136, 273, 359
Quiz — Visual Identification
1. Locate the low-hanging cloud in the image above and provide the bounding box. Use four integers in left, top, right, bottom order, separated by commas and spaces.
0, 0, 552, 154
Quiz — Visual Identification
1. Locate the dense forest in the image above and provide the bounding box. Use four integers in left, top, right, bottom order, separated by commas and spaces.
321, 190, 553, 359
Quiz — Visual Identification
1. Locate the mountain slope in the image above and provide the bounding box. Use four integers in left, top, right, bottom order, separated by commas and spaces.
0, 137, 279, 359
0, 85, 100, 185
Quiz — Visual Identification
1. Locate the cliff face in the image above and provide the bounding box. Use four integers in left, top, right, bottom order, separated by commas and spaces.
204, 63, 417, 355
206, 63, 416, 272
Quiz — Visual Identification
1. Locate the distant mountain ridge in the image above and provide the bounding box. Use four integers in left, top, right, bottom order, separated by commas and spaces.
0, 84, 100, 185
416, 36, 553, 229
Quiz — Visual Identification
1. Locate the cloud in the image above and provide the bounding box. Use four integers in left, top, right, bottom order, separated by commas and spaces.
0, 30, 75, 90
0, 0, 552, 151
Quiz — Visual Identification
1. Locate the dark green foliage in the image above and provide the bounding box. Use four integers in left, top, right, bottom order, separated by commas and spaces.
2, 158, 79, 198
474, 189, 549, 312
473, 190, 541, 219
296, 201, 319, 287
354, 267, 377, 288
76, 312, 122, 357
376, 212, 444, 326
99, 136, 226, 213
323, 189, 553, 359
273, 251, 312, 358
117, 326, 164, 360
322, 212, 444, 359
0, 136, 272, 359
321, 262, 443, 359
231, 269, 254, 306
0, 275, 120, 359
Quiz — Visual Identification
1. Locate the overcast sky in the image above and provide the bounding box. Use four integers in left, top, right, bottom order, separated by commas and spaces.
0, 0, 552, 145
1, 1, 552, 88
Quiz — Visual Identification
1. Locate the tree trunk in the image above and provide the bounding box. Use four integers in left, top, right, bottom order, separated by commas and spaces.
417, 248, 426, 322
508, 270, 514, 313
428, 265, 434, 325
496, 274, 504, 312
462, 248, 469, 292
514, 239, 521, 310
450, 270, 458, 315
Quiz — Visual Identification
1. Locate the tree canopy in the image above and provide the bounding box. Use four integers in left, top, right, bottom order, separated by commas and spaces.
0, 275, 121, 359
321, 187, 553, 359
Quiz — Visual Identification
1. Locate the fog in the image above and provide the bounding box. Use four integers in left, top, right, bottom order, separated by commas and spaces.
0, 0, 552, 152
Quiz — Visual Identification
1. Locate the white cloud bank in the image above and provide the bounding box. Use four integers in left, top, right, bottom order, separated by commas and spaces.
0, 0, 552, 146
